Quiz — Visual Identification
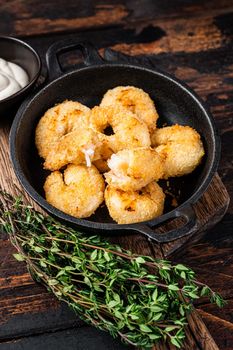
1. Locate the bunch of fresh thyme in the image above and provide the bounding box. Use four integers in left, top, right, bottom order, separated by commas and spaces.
0, 191, 224, 349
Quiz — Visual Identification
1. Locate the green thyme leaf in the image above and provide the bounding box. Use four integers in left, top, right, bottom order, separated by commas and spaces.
135, 257, 146, 264
13, 253, 25, 261
168, 284, 180, 291
139, 324, 152, 333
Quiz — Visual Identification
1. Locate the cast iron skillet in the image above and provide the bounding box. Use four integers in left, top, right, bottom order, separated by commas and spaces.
10, 40, 220, 244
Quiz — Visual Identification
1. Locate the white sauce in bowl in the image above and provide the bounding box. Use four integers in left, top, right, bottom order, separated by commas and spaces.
0, 58, 29, 100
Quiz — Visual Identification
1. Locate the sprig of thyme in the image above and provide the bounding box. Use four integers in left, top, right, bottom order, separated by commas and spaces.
0, 191, 225, 349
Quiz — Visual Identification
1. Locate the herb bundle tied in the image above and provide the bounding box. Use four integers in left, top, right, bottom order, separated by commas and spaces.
0, 191, 225, 349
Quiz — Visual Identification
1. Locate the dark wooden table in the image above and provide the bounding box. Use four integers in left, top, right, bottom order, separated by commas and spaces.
0, 1, 233, 349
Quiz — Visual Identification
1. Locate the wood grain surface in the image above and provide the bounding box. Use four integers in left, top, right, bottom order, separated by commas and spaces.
0, 1, 233, 350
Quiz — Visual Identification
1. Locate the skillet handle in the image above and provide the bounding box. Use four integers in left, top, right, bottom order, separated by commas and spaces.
134, 205, 197, 244
46, 39, 104, 80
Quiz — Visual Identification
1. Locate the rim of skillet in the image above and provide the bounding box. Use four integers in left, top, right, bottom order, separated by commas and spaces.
10, 62, 221, 231
0, 36, 42, 104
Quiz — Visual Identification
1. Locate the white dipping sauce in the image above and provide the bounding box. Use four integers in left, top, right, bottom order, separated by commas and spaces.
0, 58, 29, 100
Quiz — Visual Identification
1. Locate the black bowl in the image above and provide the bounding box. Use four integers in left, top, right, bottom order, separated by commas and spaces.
10, 40, 220, 243
0, 36, 41, 116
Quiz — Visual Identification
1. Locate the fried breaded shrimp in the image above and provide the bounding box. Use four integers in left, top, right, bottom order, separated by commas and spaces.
44, 128, 102, 171
44, 164, 105, 218
104, 148, 164, 191
89, 106, 151, 154
105, 182, 165, 224
35, 100, 90, 159
152, 125, 205, 178
100, 86, 159, 132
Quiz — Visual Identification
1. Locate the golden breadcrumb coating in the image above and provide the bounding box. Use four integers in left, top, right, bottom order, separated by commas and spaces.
152, 125, 205, 178
104, 148, 164, 191
44, 128, 102, 171
100, 86, 158, 132
35, 100, 90, 159
105, 182, 165, 224
89, 105, 151, 153
44, 164, 105, 218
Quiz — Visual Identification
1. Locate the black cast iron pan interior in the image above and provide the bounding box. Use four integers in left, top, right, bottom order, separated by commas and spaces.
10, 40, 220, 244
